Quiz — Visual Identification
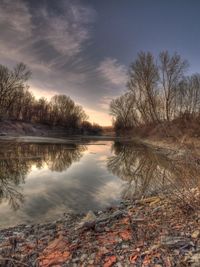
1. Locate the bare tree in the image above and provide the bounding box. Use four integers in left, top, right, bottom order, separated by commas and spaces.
0, 63, 31, 117
159, 51, 188, 121
110, 51, 196, 133
128, 52, 160, 123
49, 95, 88, 128
110, 92, 139, 130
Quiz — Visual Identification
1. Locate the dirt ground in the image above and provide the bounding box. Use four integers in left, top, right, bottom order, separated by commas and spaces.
1, 194, 200, 267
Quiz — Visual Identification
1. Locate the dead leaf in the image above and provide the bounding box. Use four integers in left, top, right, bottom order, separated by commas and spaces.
130, 254, 138, 263
118, 217, 130, 225
39, 236, 70, 267
39, 251, 70, 267
142, 255, 151, 266
119, 230, 132, 240
103, 255, 117, 267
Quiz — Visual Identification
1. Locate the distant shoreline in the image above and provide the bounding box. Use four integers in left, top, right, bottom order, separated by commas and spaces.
0, 119, 113, 138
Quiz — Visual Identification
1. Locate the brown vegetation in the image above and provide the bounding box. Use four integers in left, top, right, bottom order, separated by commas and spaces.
110, 51, 200, 140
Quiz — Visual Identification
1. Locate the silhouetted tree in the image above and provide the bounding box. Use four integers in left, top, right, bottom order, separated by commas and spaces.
0, 63, 31, 118
0, 63, 95, 133
81, 121, 103, 135
110, 92, 139, 130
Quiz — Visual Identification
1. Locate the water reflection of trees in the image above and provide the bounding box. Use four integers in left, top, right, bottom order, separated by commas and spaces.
108, 141, 200, 199
0, 142, 86, 209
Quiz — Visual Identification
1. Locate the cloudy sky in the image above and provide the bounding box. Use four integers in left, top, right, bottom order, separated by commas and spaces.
1, 0, 200, 125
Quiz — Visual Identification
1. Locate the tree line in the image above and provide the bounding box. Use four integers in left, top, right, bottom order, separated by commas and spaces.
0, 63, 102, 134
110, 51, 200, 132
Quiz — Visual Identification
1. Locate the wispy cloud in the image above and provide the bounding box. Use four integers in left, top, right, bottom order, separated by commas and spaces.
97, 58, 127, 86
35, 2, 95, 58
0, 0, 127, 125
98, 96, 113, 110
0, 0, 32, 61
0, 0, 32, 35
0, 0, 95, 70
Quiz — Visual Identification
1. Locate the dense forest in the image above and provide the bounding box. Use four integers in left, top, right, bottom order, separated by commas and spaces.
110, 51, 200, 136
0, 63, 102, 134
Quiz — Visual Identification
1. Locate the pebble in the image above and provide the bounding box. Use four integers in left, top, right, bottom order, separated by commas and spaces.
192, 230, 200, 239
116, 262, 123, 267
90, 253, 96, 259
121, 244, 129, 249
72, 257, 79, 263
1, 197, 200, 267
80, 254, 88, 261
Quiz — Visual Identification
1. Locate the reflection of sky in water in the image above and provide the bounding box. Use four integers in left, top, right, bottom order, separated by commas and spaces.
0, 141, 124, 228
1, 140, 197, 228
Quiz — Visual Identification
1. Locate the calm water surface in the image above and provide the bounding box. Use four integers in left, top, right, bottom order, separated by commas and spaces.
0, 138, 197, 228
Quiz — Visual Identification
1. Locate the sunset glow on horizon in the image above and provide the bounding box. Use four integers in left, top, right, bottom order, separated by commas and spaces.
30, 85, 112, 126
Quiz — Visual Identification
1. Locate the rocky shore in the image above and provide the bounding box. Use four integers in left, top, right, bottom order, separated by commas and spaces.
1, 194, 200, 267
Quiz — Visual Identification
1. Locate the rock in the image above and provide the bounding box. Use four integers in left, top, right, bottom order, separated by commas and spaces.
0, 132, 6, 136
76, 211, 97, 229
121, 244, 129, 249
188, 253, 200, 267
116, 262, 123, 267
95, 210, 126, 225
110, 210, 126, 219
192, 230, 200, 239
161, 236, 192, 248
90, 253, 96, 259
72, 258, 79, 263
88, 259, 94, 264
82, 210, 96, 222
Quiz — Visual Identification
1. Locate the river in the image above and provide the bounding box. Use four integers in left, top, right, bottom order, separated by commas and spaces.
0, 137, 197, 228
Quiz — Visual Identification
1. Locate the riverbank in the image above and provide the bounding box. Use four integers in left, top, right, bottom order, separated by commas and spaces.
0, 135, 119, 145
0, 120, 112, 138
1, 193, 200, 267
116, 116, 200, 158
140, 135, 200, 163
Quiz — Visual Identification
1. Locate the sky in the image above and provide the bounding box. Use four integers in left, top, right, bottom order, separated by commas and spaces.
1, 0, 200, 125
